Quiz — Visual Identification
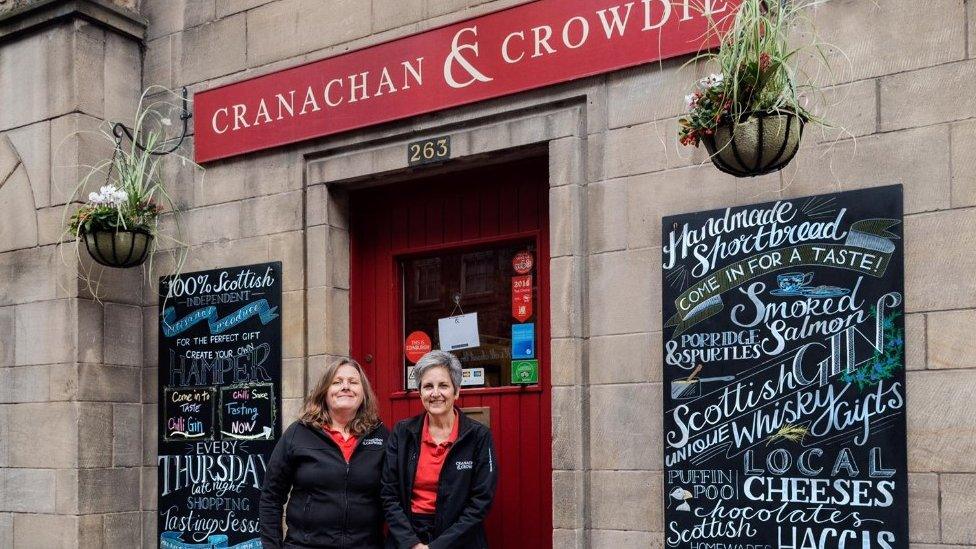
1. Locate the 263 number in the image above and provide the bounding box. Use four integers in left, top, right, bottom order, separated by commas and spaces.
408, 137, 450, 165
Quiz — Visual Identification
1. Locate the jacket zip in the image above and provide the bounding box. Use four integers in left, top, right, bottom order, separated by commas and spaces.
341, 461, 350, 549
433, 427, 472, 527
308, 423, 376, 549
341, 428, 370, 549
407, 416, 474, 529
302, 495, 311, 544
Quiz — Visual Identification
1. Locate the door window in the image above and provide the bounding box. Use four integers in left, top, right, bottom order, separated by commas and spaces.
401, 241, 538, 389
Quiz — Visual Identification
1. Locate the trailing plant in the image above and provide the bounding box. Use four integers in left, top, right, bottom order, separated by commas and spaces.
61, 85, 199, 295
679, 0, 831, 147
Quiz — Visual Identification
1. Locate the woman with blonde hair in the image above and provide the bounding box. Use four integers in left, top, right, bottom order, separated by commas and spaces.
260, 357, 389, 548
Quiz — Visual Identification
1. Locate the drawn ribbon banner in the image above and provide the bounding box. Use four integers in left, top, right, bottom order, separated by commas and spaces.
666, 218, 899, 336
162, 299, 279, 337
160, 532, 262, 549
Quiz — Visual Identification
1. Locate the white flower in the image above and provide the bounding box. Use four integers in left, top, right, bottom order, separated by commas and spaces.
685, 94, 697, 109
698, 73, 724, 89
88, 184, 128, 206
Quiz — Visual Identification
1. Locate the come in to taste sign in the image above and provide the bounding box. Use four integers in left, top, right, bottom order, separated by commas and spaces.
157, 262, 282, 549
662, 186, 908, 548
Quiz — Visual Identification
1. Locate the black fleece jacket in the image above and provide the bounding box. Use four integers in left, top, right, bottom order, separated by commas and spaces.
381, 410, 498, 549
260, 420, 390, 549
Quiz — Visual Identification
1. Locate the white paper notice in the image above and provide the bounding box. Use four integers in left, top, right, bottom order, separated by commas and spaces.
438, 313, 480, 351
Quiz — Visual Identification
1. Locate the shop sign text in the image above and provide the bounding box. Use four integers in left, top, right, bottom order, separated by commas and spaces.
661, 187, 909, 548
157, 262, 283, 548
194, 0, 734, 162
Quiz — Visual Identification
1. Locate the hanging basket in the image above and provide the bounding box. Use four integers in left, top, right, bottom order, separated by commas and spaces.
702, 112, 804, 177
82, 228, 153, 268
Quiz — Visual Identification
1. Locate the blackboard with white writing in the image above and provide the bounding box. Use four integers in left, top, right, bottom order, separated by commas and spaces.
163, 387, 215, 442
157, 262, 282, 549
662, 186, 907, 548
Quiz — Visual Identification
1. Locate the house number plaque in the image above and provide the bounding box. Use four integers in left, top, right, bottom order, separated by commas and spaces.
408, 136, 450, 166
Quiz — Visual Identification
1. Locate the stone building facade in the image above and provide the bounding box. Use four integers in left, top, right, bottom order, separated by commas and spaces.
0, 0, 974, 547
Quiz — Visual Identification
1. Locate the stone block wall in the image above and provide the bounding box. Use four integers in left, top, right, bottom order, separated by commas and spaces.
0, 4, 147, 546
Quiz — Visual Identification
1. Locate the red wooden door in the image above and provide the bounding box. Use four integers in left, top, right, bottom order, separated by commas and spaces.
349, 157, 552, 548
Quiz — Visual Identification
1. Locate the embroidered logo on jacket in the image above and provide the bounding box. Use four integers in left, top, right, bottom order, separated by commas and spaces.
362, 438, 384, 446
456, 460, 474, 470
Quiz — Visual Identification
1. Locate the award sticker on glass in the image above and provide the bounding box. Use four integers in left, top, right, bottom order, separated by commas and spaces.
512, 250, 534, 275
405, 330, 432, 363
511, 359, 538, 384
511, 322, 535, 358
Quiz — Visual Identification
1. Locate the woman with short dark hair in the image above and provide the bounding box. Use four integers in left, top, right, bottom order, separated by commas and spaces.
382, 350, 498, 549
260, 358, 389, 548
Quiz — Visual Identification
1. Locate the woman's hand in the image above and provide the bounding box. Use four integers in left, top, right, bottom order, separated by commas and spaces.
411, 544, 429, 549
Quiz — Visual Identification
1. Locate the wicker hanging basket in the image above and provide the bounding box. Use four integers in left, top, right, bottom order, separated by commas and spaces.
702, 112, 804, 177
83, 228, 153, 268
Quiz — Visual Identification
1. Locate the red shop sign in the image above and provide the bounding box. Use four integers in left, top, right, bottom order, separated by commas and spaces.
404, 331, 432, 363
512, 274, 533, 322
194, 0, 733, 162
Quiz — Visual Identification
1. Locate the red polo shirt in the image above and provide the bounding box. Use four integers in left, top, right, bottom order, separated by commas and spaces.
323, 424, 358, 463
411, 411, 459, 514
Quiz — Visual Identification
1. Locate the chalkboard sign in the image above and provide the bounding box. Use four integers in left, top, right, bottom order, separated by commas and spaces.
662, 186, 907, 548
157, 262, 282, 549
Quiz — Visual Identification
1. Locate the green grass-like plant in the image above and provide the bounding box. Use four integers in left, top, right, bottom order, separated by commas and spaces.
679, 0, 831, 147
61, 85, 199, 298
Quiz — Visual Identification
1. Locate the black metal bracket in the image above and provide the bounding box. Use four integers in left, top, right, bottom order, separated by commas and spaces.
111, 86, 192, 156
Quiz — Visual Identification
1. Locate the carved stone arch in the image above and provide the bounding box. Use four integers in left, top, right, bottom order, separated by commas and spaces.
0, 134, 39, 252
